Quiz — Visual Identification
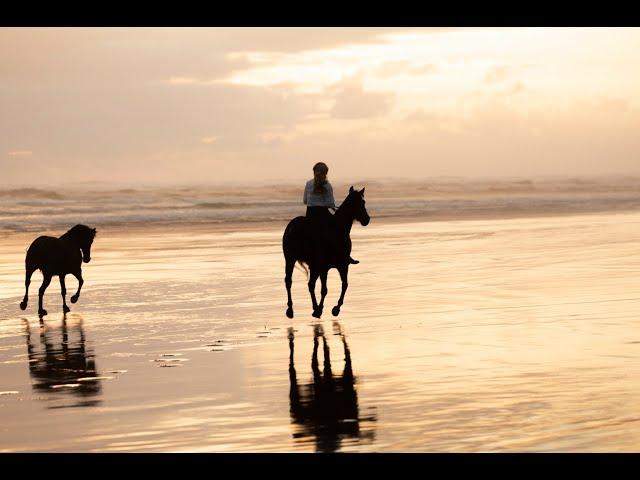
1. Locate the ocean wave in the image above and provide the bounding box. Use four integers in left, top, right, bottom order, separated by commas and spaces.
1, 178, 640, 232
0, 188, 65, 200
194, 201, 299, 209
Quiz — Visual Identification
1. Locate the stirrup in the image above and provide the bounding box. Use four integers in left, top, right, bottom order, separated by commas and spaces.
349, 256, 360, 265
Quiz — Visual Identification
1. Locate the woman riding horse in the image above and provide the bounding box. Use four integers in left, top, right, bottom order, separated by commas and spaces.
283, 186, 370, 319
303, 162, 359, 266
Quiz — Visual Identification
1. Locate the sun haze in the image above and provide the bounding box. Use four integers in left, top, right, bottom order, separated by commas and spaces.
1, 27, 639, 185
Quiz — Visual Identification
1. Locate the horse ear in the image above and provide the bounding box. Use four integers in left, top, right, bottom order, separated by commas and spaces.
360, 187, 365, 196
349, 186, 354, 193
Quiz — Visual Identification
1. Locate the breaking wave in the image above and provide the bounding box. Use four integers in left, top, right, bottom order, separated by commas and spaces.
1, 176, 640, 233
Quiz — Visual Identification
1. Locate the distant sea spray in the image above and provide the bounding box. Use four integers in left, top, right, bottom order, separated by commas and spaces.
1, 177, 640, 233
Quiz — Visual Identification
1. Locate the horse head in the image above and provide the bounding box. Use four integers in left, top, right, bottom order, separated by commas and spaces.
67, 225, 97, 263
347, 186, 370, 226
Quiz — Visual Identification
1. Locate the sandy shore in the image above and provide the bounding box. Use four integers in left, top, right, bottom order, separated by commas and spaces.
2, 212, 640, 452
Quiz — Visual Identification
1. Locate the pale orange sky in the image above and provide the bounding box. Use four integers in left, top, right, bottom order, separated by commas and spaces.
1, 27, 639, 185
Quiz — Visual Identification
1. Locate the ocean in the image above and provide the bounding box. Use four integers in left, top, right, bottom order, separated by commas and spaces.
2, 176, 640, 234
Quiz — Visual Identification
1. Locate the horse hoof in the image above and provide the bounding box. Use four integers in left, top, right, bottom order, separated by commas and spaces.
70, 296, 78, 304
19, 301, 27, 311
312, 309, 323, 319
332, 306, 340, 317
38, 309, 48, 317
63, 305, 71, 313
286, 308, 294, 319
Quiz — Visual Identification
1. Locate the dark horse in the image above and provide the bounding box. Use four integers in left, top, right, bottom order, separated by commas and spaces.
283, 186, 370, 319
19, 224, 97, 317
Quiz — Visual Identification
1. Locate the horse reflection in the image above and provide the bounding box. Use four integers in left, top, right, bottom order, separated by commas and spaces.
288, 322, 376, 452
23, 315, 102, 405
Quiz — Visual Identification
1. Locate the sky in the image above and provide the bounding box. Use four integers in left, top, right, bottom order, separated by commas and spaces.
1, 27, 640, 185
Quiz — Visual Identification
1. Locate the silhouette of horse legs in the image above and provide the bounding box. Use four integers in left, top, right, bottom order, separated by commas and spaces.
38, 274, 52, 317
331, 265, 349, 317
315, 271, 328, 319
20, 266, 36, 311
285, 259, 295, 319
309, 269, 322, 318
70, 272, 83, 304
60, 275, 70, 313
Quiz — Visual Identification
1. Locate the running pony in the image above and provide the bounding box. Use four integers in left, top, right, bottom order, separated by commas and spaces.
20, 224, 97, 317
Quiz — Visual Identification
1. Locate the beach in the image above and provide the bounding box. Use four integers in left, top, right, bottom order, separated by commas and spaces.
2, 202, 640, 452
3, 25, 640, 454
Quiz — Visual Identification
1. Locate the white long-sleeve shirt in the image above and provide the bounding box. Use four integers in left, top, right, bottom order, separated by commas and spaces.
303, 179, 336, 208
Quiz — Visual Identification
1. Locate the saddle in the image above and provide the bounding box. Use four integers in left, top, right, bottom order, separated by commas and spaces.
304, 215, 359, 265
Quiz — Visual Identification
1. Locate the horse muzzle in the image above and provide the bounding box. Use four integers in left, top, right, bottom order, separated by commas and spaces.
360, 216, 370, 226
83, 256, 91, 263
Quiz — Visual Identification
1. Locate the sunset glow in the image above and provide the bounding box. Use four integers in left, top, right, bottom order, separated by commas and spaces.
1, 27, 640, 184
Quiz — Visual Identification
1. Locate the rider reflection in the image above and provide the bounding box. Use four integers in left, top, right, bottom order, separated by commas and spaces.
288, 322, 376, 452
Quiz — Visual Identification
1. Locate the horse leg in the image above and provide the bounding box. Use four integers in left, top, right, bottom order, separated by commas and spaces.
332, 265, 349, 317
60, 275, 70, 314
285, 259, 295, 319
70, 271, 83, 303
20, 265, 36, 311
316, 270, 328, 318
38, 274, 52, 317
308, 269, 321, 318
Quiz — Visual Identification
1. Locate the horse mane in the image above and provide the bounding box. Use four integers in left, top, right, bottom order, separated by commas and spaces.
334, 189, 360, 220
335, 192, 352, 214
62, 224, 97, 240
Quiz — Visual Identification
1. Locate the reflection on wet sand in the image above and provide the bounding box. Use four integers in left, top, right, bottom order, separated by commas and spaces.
23, 315, 102, 407
288, 322, 376, 452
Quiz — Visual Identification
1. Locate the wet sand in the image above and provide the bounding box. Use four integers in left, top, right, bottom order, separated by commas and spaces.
2, 212, 640, 452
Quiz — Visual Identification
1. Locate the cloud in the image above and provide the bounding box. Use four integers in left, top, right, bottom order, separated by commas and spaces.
484, 64, 539, 84
508, 82, 526, 95
0, 29, 417, 87
167, 77, 206, 86
1, 29, 639, 184
375, 61, 437, 79
258, 97, 640, 181
485, 66, 510, 84
490, 81, 527, 97
0, 78, 319, 173
403, 109, 439, 124
330, 84, 395, 119
413, 64, 438, 75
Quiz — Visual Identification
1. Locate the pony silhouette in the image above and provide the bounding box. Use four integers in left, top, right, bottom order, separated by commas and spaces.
282, 186, 369, 319
287, 323, 376, 452
19, 224, 97, 317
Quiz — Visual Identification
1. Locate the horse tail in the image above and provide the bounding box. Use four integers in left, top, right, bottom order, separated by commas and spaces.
295, 261, 309, 279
